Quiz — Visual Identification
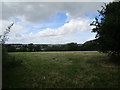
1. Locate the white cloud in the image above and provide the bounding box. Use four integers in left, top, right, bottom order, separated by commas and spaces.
36, 18, 91, 37
5, 17, 95, 44
2, 2, 104, 22
1, 2, 104, 44
1, 0, 114, 2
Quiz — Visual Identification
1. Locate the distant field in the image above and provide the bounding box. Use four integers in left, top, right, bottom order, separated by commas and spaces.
3, 51, 120, 88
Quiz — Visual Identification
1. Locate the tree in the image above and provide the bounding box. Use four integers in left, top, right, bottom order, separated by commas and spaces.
90, 2, 120, 57
80, 39, 99, 51
1, 23, 15, 68
28, 43, 34, 52
66, 43, 79, 51
7, 45, 16, 52
0, 23, 14, 44
1, 23, 14, 55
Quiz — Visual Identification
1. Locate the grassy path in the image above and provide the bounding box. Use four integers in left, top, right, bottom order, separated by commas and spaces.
3, 51, 120, 88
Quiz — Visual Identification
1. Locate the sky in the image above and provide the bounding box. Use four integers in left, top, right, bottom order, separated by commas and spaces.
0, 1, 115, 44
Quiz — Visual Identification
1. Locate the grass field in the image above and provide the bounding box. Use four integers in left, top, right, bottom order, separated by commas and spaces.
3, 51, 120, 88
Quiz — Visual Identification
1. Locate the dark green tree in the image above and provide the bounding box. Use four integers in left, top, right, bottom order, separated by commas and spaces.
28, 43, 34, 52
81, 39, 99, 51
66, 43, 79, 51
90, 2, 120, 57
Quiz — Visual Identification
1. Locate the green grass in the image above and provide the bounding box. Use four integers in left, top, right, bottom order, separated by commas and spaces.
3, 51, 120, 88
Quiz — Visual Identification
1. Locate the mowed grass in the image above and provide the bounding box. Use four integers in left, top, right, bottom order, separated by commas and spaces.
3, 51, 120, 88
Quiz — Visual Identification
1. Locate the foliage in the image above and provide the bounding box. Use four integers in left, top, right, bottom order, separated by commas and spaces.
1, 23, 23, 68
0, 23, 14, 44
3, 54, 23, 69
3, 46, 23, 69
90, 2, 120, 57
2, 23, 14, 65
1, 23, 14, 63
80, 39, 99, 51
66, 43, 79, 51
2, 45, 8, 57
5, 41, 99, 52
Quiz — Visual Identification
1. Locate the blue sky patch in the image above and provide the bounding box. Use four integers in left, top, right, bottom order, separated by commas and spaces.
38, 12, 67, 29
23, 12, 67, 34
72, 31, 95, 37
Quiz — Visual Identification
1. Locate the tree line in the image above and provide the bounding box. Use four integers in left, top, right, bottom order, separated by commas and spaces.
5, 39, 99, 52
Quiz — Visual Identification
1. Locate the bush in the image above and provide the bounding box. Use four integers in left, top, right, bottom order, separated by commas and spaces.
2, 45, 8, 57
7, 56, 23, 68
3, 55, 23, 68
2, 45, 23, 68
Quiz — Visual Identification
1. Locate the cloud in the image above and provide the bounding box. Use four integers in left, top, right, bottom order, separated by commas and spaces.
2, 2, 104, 22
1, 2, 106, 44
5, 17, 95, 44
113, 0, 120, 2
36, 18, 91, 36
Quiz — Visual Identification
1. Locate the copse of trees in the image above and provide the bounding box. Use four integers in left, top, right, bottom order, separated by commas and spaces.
66, 43, 79, 51
80, 39, 99, 51
90, 2, 120, 58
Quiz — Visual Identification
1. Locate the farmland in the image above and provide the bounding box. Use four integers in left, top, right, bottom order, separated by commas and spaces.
3, 51, 120, 88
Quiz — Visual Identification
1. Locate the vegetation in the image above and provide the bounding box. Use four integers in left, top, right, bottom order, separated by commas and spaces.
90, 2, 120, 58
3, 51, 119, 88
5, 40, 99, 52
1, 23, 23, 69
0, 23, 14, 44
